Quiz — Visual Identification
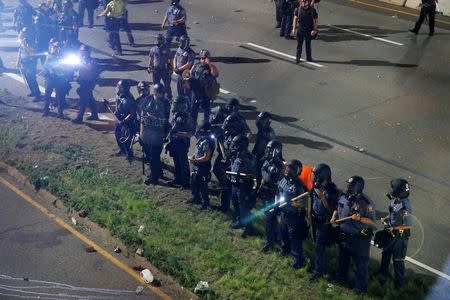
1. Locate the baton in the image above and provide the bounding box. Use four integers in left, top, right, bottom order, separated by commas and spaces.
325, 215, 354, 225
269, 191, 310, 213
226, 171, 258, 190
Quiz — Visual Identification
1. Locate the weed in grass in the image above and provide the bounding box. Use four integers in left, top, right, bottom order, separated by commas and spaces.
0, 125, 27, 158
55, 144, 84, 160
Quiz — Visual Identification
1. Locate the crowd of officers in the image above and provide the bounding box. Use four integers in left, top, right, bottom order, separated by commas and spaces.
11, 0, 414, 295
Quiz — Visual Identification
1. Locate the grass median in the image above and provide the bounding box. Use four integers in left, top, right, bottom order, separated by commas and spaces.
0, 105, 438, 300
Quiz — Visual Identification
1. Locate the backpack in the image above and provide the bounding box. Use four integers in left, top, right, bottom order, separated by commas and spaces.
191, 63, 220, 101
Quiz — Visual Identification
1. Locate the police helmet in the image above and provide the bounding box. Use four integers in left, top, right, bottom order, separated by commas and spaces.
179, 35, 190, 49
227, 98, 239, 113
231, 134, 249, 153
172, 95, 189, 113
153, 83, 165, 95
389, 179, 410, 199
222, 113, 240, 136
171, 0, 180, 5
199, 49, 210, 59
63, 0, 73, 9
156, 34, 165, 46
266, 140, 283, 159
117, 79, 131, 93
313, 164, 332, 188
197, 121, 211, 133
286, 159, 303, 179
346, 176, 365, 195
137, 81, 150, 94
256, 112, 271, 129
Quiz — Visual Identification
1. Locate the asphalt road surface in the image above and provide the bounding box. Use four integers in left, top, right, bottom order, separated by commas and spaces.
0, 173, 166, 300
0, 0, 449, 287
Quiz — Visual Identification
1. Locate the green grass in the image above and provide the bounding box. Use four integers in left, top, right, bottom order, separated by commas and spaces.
0, 120, 437, 299
0, 124, 27, 159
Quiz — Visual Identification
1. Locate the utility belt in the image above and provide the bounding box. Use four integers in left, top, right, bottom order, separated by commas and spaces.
340, 229, 372, 240
152, 66, 169, 71
142, 116, 166, 127
230, 176, 253, 186
392, 228, 411, 239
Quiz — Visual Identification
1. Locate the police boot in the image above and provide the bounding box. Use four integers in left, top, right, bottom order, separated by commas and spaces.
292, 260, 305, 269
87, 114, 99, 121
72, 117, 83, 124
261, 243, 273, 253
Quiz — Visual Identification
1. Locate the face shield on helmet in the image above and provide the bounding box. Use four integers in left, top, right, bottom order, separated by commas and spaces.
256, 112, 271, 129
285, 160, 302, 179
178, 35, 190, 49
388, 179, 410, 199
195, 121, 211, 139
137, 81, 149, 96
313, 164, 331, 189
156, 34, 165, 47
346, 176, 365, 196
116, 79, 131, 96
172, 96, 188, 114
266, 140, 282, 160
230, 135, 249, 154
153, 83, 165, 99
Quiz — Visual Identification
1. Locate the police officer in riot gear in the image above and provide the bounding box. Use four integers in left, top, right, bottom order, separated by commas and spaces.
113, 79, 137, 160
42, 39, 70, 118
161, 0, 187, 46
279, 0, 296, 39
17, 28, 41, 101
135, 80, 151, 116
188, 121, 214, 209
376, 179, 412, 288
252, 112, 276, 177
259, 140, 284, 252
13, 0, 35, 33
141, 83, 170, 184
173, 35, 195, 95
73, 45, 99, 124
166, 95, 193, 188
148, 34, 173, 100
331, 176, 376, 294
309, 163, 339, 282
229, 135, 257, 237
58, 0, 78, 45
278, 159, 308, 268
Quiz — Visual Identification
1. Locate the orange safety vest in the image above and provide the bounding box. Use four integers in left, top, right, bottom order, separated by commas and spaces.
299, 165, 314, 191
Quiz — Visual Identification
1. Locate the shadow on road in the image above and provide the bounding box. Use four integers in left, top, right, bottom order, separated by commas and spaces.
211, 56, 271, 64
277, 135, 333, 150
315, 59, 418, 67
127, 22, 161, 31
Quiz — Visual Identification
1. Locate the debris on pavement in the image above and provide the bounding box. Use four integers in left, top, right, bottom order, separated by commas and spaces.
194, 281, 209, 293
85, 246, 96, 253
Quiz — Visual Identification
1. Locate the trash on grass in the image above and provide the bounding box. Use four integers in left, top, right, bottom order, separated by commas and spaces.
136, 248, 144, 256
140, 269, 154, 283
194, 281, 209, 293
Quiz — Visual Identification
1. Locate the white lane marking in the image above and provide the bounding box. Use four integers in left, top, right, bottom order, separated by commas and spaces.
246, 42, 325, 68
327, 25, 404, 46
219, 88, 230, 94
3, 72, 113, 121
370, 240, 449, 280
4, 72, 47, 94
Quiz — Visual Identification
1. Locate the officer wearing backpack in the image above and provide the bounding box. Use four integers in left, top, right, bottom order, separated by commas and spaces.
189, 49, 220, 123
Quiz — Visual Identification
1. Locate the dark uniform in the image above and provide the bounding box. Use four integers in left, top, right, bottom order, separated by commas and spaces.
230, 135, 257, 236
260, 156, 284, 251
252, 112, 275, 181
17, 36, 41, 99
121, 9, 135, 46
309, 164, 339, 281
216, 113, 251, 214
13, 0, 35, 33
58, 1, 78, 45
335, 176, 376, 294
279, 0, 296, 39
148, 35, 173, 100
166, 108, 193, 188
189, 122, 215, 209
114, 81, 137, 160
410, 0, 436, 36
73, 45, 98, 123
278, 160, 308, 268
295, 3, 318, 62
164, 0, 187, 45
377, 179, 412, 288
181, 74, 209, 125
78, 0, 98, 28
140, 86, 170, 184
173, 36, 195, 95
189, 61, 215, 123
42, 41, 70, 118
33, 13, 53, 65
274, 0, 283, 28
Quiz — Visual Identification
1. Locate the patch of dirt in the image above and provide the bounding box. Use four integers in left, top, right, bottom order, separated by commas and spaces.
0, 90, 198, 300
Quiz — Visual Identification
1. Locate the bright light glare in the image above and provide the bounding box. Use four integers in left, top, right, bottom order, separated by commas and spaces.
60, 54, 81, 66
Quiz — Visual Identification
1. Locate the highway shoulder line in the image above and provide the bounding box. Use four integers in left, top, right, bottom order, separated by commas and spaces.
0, 176, 173, 300
327, 25, 404, 46
245, 42, 325, 68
